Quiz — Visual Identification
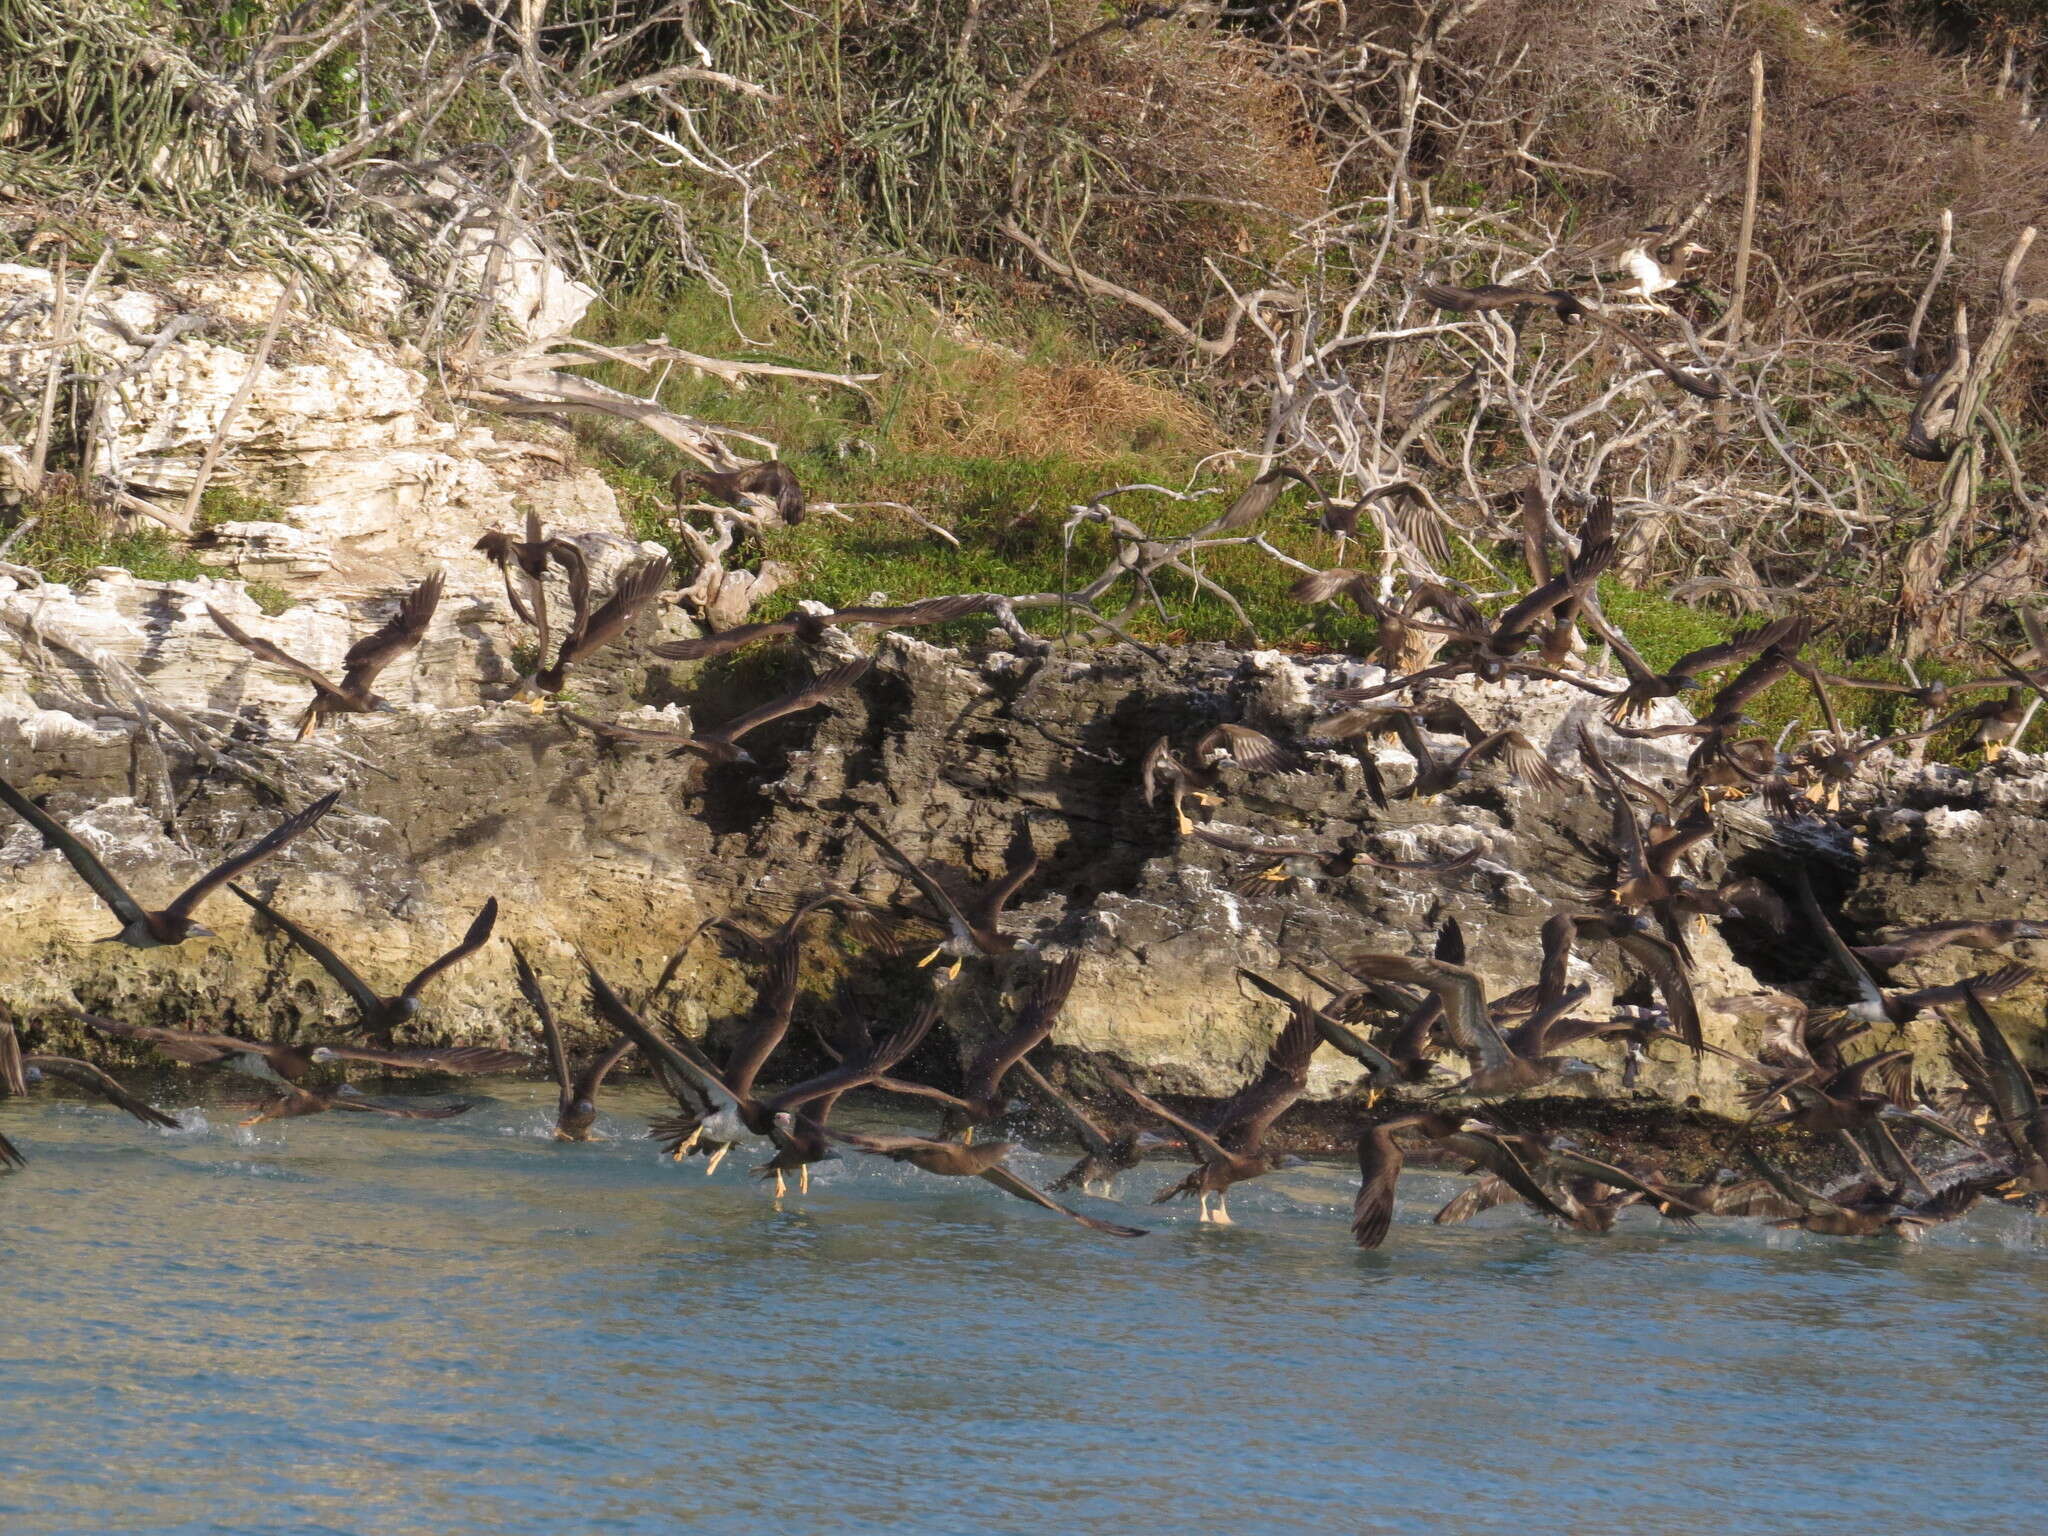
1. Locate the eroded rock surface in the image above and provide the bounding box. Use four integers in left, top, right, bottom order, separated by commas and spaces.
17, 627, 2025, 1124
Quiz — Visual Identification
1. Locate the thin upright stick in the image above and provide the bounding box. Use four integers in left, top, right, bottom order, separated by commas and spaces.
178, 273, 300, 529
26, 249, 67, 494
1725, 50, 1766, 345
1716, 49, 1766, 434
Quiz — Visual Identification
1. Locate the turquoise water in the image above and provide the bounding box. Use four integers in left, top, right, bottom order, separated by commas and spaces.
3, 1079, 2042, 1535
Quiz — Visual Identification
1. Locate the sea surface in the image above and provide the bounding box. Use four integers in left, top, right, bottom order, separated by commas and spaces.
2, 1079, 2041, 1536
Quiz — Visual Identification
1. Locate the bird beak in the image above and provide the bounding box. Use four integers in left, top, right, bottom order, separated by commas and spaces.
188, 923, 218, 940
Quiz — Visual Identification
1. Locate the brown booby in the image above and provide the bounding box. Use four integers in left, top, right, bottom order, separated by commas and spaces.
827, 1126, 1146, 1237
0, 780, 337, 949
651, 593, 993, 662
511, 940, 634, 1142
518, 548, 672, 708
564, 656, 870, 765
230, 885, 498, 1044
208, 574, 443, 739
851, 814, 1039, 976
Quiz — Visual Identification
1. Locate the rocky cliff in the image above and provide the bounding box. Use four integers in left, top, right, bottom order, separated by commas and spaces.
3, 257, 2044, 1130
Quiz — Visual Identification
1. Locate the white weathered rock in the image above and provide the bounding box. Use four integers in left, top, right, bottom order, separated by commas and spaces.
430, 173, 598, 340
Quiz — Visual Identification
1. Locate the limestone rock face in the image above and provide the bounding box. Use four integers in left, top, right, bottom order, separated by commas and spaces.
0, 261, 624, 601
0, 634, 1745, 1111
2, 619, 2042, 1119
2, 261, 2040, 1133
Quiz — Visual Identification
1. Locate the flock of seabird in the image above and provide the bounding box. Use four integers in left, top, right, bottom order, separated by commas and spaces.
4, 371, 2048, 1250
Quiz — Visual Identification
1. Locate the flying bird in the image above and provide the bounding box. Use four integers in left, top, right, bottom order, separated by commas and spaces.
681, 460, 806, 525
1336, 926, 1605, 1098
1357, 708, 1570, 800
649, 593, 992, 662
71, 1009, 526, 1092
851, 815, 1038, 975
863, 952, 1081, 1139
1591, 615, 1807, 722
581, 947, 934, 1195
1797, 870, 2035, 1027
516, 549, 672, 708
1141, 724, 1296, 835
1103, 982, 1319, 1224
236, 1083, 478, 1127
475, 510, 555, 632
564, 656, 870, 765
208, 573, 443, 739
1613, 233, 1711, 300
0, 779, 337, 949
1, 1012, 182, 1150
511, 941, 633, 1142
1187, 827, 1477, 894
1944, 984, 2048, 1198
1852, 918, 2048, 970
231, 885, 499, 1045
1351, 1110, 1574, 1248
827, 1126, 1147, 1236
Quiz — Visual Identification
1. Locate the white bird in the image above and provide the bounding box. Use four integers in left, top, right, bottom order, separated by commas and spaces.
1617, 235, 1710, 301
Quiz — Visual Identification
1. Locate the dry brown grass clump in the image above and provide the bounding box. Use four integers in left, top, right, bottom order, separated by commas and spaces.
897, 349, 1217, 464
1430, 0, 2048, 335
1023, 6, 1329, 298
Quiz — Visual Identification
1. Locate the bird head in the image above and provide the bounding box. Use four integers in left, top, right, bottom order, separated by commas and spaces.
22, 1064, 44, 1085
1556, 1057, 1603, 1079
1670, 676, 1704, 692
308, 1046, 339, 1064
1678, 242, 1712, 257
393, 997, 422, 1020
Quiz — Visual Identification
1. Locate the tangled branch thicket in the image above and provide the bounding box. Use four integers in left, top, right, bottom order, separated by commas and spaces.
0, 0, 2043, 664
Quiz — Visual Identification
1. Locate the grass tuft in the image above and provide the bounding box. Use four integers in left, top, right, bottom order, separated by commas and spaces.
1, 489, 207, 587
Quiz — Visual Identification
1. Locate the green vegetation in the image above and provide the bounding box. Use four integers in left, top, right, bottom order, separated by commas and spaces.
0, 491, 206, 587
195, 484, 291, 532
244, 581, 296, 616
